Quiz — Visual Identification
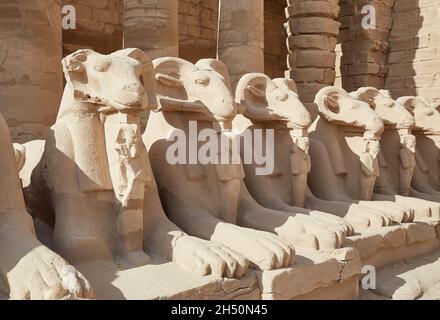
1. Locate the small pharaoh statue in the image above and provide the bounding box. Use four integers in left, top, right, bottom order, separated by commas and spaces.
289, 129, 311, 207
399, 132, 417, 196
360, 136, 380, 201
105, 112, 149, 258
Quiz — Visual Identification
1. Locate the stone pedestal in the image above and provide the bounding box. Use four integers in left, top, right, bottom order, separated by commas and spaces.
76, 251, 362, 300
217, 0, 264, 89
76, 259, 260, 300
346, 222, 440, 269
124, 0, 179, 59
258, 249, 361, 300
361, 249, 440, 300
0, 1, 62, 142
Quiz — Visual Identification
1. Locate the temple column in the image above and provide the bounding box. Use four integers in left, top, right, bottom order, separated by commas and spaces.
217, 0, 264, 90
285, 0, 340, 106
0, 0, 62, 142
123, 0, 179, 59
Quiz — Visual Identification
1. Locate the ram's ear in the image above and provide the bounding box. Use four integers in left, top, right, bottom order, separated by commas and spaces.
246, 85, 266, 99
284, 79, 298, 94
155, 73, 183, 87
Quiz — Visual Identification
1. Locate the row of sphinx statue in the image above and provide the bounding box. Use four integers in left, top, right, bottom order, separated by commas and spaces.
1, 48, 439, 299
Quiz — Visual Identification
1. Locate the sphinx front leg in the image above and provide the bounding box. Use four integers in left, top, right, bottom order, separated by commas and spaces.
208, 220, 294, 270
356, 196, 413, 223
0, 210, 94, 300
145, 214, 249, 278
142, 185, 249, 278
239, 203, 350, 251
392, 195, 440, 222
305, 193, 396, 229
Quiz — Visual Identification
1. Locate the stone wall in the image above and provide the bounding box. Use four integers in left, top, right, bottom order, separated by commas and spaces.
0, 0, 63, 142
264, 0, 287, 78
178, 0, 219, 63
60, 0, 289, 78
384, 0, 440, 104
336, 0, 393, 92
62, 0, 123, 57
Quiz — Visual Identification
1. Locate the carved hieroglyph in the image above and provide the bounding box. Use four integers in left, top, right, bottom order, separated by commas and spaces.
307, 86, 416, 228
0, 112, 93, 300
29, 49, 249, 279
352, 88, 440, 221
397, 96, 440, 203
144, 57, 351, 265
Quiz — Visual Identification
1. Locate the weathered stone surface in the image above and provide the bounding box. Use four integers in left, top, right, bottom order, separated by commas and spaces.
0, 1, 62, 142
0, 112, 93, 300
218, 0, 264, 89
124, 0, 179, 59
62, 0, 123, 56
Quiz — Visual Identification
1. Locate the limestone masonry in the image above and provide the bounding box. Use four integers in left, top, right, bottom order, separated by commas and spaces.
1, 0, 440, 300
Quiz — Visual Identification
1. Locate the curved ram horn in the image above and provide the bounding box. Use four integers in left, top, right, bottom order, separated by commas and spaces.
153, 57, 195, 86
396, 96, 430, 114
235, 73, 276, 121
314, 86, 354, 124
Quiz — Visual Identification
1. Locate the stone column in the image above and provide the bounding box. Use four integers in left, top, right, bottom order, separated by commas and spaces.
337, 0, 393, 92
123, 0, 179, 59
0, 0, 62, 142
285, 0, 340, 105
217, 0, 264, 90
